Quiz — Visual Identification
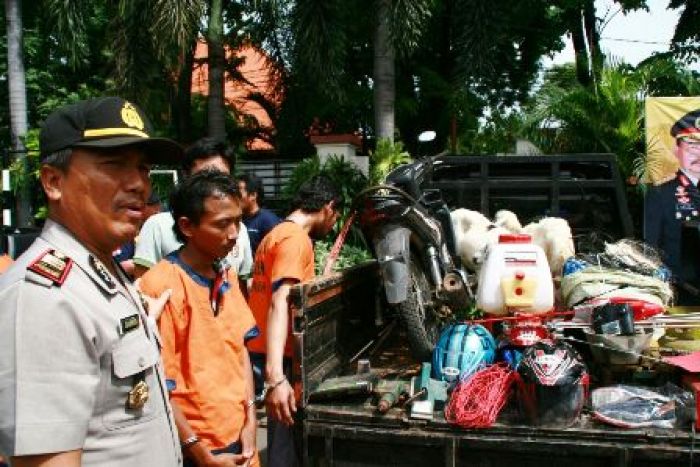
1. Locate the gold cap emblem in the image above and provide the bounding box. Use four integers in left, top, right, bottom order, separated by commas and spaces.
121, 102, 145, 131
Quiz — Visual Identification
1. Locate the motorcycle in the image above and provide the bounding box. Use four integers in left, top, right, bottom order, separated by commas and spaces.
354, 154, 472, 361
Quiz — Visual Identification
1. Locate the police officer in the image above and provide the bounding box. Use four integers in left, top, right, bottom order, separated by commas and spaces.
644, 109, 700, 284
0, 97, 183, 466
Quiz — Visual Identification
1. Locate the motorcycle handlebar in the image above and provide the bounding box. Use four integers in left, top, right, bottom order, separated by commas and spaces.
351, 184, 419, 213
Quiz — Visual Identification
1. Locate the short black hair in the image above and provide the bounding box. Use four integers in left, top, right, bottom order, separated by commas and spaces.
42, 148, 73, 171
290, 175, 342, 213
181, 137, 233, 175
170, 170, 239, 243
237, 172, 265, 203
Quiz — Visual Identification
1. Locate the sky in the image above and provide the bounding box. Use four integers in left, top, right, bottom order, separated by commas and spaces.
547, 0, 690, 68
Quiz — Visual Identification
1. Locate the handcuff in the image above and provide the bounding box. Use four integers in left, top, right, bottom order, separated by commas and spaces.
255, 376, 287, 406
181, 434, 200, 450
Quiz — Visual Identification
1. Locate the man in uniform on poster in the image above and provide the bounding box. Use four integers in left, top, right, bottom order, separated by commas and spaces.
645, 109, 700, 298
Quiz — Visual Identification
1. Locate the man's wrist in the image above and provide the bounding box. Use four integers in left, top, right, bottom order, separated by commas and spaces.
265, 365, 285, 383
181, 434, 200, 449
264, 375, 286, 388
245, 398, 257, 415
244, 403, 258, 425
258, 375, 287, 402
186, 439, 212, 465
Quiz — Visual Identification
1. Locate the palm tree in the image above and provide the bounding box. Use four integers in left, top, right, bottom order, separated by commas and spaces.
558, 0, 649, 87
522, 58, 700, 181
523, 62, 644, 175
5, 0, 31, 225
669, 0, 700, 62
288, 0, 433, 143
45, 0, 250, 142
207, 0, 226, 141
373, 0, 394, 141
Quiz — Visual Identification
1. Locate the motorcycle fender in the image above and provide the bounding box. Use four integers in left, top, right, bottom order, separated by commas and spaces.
374, 226, 410, 304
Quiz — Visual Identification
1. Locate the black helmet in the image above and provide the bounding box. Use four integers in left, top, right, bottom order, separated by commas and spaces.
516, 340, 589, 426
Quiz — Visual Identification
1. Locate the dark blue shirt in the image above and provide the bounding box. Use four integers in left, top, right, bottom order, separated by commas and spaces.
113, 241, 135, 263
243, 208, 281, 254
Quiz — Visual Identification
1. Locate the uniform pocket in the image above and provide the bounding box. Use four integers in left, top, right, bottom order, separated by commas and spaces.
112, 331, 158, 377
100, 330, 160, 430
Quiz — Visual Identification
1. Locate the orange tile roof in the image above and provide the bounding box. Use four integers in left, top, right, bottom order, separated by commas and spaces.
192, 41, 281, 152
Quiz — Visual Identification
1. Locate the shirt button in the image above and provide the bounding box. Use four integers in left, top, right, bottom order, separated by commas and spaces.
138, 357, 146, 367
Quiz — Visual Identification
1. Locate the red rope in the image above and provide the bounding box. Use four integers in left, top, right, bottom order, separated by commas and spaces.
444, 363, 515, 429
322, 211, 356, 276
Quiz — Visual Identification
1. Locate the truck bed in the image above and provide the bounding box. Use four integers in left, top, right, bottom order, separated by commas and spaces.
289, 262, 699, 466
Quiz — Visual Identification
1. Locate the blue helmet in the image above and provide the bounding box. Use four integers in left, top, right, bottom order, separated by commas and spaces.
432, 324, 496, 383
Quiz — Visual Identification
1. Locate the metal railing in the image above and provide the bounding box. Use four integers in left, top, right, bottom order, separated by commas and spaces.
238, 159, 300, 214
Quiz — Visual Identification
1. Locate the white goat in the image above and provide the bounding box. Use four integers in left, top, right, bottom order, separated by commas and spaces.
450, 209, 509, 271
521, 217, 575, 277
494, 209, 522, 233
451, 208, 574, 277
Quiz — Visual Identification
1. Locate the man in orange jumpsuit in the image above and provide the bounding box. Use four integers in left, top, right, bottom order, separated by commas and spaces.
140, 170, 258, 467
248, 176, 341, 467
0, 254, 12, 274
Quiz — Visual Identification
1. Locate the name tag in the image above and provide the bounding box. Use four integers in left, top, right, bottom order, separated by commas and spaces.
120, 314, 141, 334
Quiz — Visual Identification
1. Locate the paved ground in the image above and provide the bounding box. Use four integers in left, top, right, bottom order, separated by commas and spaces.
257, 414, 268, 467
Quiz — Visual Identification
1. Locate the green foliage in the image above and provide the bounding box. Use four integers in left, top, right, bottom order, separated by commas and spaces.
11, 129, 46, 219
452, 302, 484, 322
283, 155, 367, 217
282, 156, 322, 202
522, 62, 645, 176
390, 0, 434, 58
370, 138, 411, 184
669, 0, 700, 62
522, 58, 700, 184
0, 5, 111, 151
282, 155, 369, 251
457, 112, 528, 155
313, 239, 372, 275
188, 93, 249, 155
321, 156, 369, 213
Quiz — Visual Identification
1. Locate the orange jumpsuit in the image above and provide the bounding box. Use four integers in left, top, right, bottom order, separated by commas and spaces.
140, 254, 258, 451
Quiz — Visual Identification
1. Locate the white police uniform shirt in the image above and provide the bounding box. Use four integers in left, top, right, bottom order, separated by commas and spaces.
0, 219, 181, 466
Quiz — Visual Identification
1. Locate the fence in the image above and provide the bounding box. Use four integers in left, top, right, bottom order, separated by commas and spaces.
238, 159, 300, 214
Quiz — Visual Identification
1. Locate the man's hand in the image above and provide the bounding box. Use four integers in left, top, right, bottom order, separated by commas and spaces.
188, 443, 242, 467
237, 408, 256, 467
134, 278, 171, 321
197, 452, 240, 466
12, 450, 82, 467
266, 379, 296, 426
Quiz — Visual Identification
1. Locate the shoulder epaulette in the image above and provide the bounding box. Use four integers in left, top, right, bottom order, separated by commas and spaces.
27, 249, 73, 286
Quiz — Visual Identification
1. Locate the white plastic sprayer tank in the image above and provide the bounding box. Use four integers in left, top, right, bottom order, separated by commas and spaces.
476, 234, 554, 316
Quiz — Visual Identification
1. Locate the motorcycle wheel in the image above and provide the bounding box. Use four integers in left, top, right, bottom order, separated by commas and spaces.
397, 253, 441, 361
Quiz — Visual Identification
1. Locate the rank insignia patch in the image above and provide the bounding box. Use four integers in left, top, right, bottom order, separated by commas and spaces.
89, 255, 116, 289
27, 249, 73, 285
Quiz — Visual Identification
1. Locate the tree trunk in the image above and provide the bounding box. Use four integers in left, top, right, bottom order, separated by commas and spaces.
173, 38, 196, 144
567, 5, 591, 87
206, 0, 226, 142
583, 0, 602, 85
5, 0, 31, 226
373, 0, 395, 142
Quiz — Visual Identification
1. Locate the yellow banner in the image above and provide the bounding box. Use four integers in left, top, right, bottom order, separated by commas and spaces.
645, 97, 700, 185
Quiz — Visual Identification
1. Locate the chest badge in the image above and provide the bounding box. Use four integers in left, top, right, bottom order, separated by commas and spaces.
89, 255, 116, 289
675, 184, 700, 221
120, 314, 141, 334
127, 379, 149, 410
